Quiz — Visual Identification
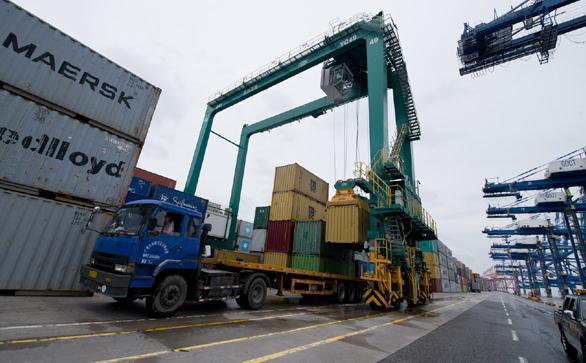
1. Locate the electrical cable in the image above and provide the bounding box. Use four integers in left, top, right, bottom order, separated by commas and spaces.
333, 109, 337, 181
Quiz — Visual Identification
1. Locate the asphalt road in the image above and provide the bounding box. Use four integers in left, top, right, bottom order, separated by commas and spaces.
0, 291, 565, 363
386, 292, 569, 363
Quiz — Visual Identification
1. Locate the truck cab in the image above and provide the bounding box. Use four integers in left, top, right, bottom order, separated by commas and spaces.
80, 200, 243, 317
555, 290, 586, 359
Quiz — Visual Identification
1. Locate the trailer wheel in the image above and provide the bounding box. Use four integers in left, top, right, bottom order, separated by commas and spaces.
241, 277, 267, 310
345, 284, 356, 304
336, 282, 346, 304
146, 275, 187, 318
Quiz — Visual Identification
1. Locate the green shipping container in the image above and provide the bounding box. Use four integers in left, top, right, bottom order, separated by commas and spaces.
325, 258, 355, 276
291, 254, 327, 272
293, 221, 325, 254
417, 240, 438, 253
254, 206, 270, 229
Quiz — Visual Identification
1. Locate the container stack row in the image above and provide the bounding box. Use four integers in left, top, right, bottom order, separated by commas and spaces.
0, 1, 161, 292
418, 240, 482, 293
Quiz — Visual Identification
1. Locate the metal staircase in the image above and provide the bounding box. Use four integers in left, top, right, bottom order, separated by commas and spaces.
382, 17, 421, 141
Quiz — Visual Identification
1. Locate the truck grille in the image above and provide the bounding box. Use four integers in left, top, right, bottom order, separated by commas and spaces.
91, 252, 129, 273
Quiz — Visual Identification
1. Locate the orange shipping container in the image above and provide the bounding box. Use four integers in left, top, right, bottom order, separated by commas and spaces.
270, 191, 326, 221
325, 189, 369, 243
273, 164, 329, 204
263, 252, 290, 267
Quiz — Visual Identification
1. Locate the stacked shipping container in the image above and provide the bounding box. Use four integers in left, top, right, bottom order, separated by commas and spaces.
265, 164, 328, 267
0, 1, 161, 292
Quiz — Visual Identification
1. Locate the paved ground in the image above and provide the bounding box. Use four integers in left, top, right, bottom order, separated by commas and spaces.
387, 292, 570, 363
0, 291, 568, 363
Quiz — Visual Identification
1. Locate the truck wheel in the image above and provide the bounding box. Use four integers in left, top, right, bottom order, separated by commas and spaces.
336, 282, 346, 304
345, 284, 356, 304
146, 275, 187, 318
560, 329, 577, 358
113, 296, 137, 304
241, 277, 267, 310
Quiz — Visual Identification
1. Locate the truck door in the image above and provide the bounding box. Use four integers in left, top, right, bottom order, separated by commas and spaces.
566, 297, 580, 347
139, 208, 184, 266
184, 216, 202, 260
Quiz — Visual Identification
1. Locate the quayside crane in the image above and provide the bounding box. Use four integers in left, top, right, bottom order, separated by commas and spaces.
483, 149, 586, 296
184, 12, 436, 309
458, 0, 586, 75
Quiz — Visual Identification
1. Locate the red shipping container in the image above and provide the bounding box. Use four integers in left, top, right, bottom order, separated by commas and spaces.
266, 221, 295, 253
133, 167, 177, 189
430, 278, 442, 293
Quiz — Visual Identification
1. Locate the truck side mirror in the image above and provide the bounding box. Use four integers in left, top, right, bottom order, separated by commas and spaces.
564, 310, 575, 320
83, 206, 101, 234
203, 223, 212, 233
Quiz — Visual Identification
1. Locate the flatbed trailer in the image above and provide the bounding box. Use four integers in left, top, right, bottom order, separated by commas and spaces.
201, 257, 366, 305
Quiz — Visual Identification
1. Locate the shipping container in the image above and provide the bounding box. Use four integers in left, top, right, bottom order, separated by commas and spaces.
0, 89, 140, 206
128, 176, 151, 198
250, 229, 267, 252
292, 220, 325, 255
263, 252, 290, 268
325, 189, 369, 243
325, 258, 356, 277
273, 163, 329, 204
150, 185, 208, 215
266, 220, 295, 253
441, 278, 450, 293
204, 207, 231, 240
133, 167, 176, 189
215, 249, 261, 263
0, 188, 112, 291
253, 206, 270, 229
430, 278, 442, 293
417, 240, 438, 253
237, 220, 253, 238
236, 237, 250, 253
291, 254, 326, 273
0, 0, 161, 142
270, 191, 326, 221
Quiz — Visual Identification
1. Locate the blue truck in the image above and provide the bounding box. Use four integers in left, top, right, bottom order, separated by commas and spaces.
80, 178, 364, 317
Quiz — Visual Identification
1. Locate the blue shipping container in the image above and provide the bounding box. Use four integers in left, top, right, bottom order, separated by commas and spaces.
150, 185, 209, 215
128, 177, 152, 197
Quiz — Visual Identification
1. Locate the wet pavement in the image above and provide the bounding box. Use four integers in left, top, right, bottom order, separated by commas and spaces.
0, 291, 486, 362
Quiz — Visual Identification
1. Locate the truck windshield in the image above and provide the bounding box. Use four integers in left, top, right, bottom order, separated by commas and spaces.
106, 205, 153, 235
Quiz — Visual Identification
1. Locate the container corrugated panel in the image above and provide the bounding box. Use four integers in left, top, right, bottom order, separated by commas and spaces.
263, 252, 290, 267
128, 176, 151, 197
270, 191, 326, 221
430, 278, 442, 293
417, 240, 438, 253
325, 258, 355, 276
236, 237, 250, 253
253, 206, 270, 229
293, 220, 325, 255
0, 90, 140, 206
265, 221, 295, 253
150, 185, 208, 215
0, 188, 112, 291
0, 0, 161, 142
215, 249, 260, 263
250, 229, 266, 252
291, 254, 326, 273
325, 204, 369, 243
237, 220, 253, 238
273, 164, 329, 204
133, 168, 176, 189
438, 253, 447, 268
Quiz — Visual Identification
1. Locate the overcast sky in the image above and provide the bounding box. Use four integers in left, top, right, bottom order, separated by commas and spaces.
13, 0, 586, 273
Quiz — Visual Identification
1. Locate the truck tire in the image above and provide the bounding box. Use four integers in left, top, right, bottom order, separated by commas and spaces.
336, 282, 346, 304
560, 329, 577, 358
146, 275, 187, 318
345, 284, 356, 304
240, 277, 267, 310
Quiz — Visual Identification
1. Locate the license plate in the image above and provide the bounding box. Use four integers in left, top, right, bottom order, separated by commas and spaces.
88, 270, 98, 279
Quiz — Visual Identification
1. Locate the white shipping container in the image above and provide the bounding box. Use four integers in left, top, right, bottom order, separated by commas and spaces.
204, 209, 231, 239
251, 229, 267, 252
544, 158, 586, 179
0, 0, 160, 142
0, 188, 112, 291
534, 191, 566, 206
0, 90, 139, 206
237, 220, 253, 238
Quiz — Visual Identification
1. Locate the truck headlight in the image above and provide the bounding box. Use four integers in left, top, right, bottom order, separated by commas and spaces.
114, 263, 134, 273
